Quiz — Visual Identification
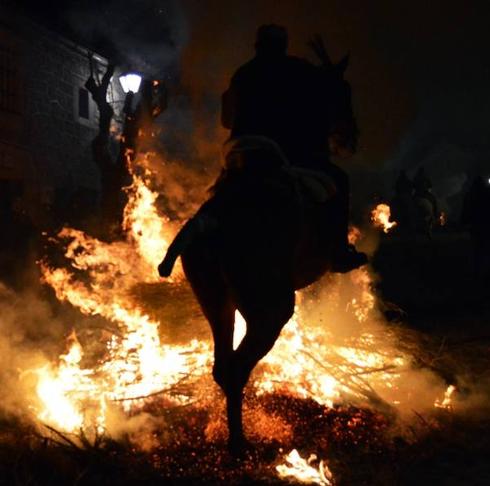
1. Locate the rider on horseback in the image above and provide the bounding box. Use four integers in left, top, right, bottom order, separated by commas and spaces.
220, 24, 366, 273
159, 25, 366, 277
414, 166, 439, 217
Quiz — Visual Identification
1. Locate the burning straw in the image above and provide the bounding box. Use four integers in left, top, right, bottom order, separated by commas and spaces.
9, 152, 451, 467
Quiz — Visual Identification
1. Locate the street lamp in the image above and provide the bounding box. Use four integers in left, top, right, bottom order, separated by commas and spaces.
119, 72, 142, 94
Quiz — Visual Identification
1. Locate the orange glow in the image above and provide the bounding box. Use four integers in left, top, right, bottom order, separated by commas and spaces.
434, 385, 456, 410
276, 449, 333, 485
27, 153, 449, 443
439, 211, 446, 226
371, 203, 397, 233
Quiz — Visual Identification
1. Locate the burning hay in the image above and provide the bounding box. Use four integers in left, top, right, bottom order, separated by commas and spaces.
276, 449, 333, 485
0, 152, 464, 484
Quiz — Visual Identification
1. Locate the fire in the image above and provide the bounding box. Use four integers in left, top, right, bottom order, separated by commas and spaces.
348, 225, 361, 245
434, 384, 456, 410
31, 153, 209, 434
371, 203, 397, 233
26, 152, 450, 446
276, 449, 333, 485
35, 331, 96, 432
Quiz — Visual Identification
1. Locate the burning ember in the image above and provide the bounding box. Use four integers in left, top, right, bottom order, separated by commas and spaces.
276, 449, 333, 485
371, 203, 397, 233
439, 211, 447, 226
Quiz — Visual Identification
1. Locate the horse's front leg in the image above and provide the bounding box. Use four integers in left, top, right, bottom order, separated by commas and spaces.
226, 385, 247, 456
226, 294, 295, 456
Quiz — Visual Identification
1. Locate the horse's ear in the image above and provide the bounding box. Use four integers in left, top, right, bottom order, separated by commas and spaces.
335, 53, 350, 75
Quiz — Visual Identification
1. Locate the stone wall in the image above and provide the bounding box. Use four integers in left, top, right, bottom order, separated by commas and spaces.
0, 9, 125, 223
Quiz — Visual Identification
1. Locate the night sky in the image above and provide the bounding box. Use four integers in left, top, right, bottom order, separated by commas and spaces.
13, 0, 490, 203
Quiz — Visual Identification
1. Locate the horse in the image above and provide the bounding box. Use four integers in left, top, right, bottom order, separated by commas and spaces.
158, 51, 359, 456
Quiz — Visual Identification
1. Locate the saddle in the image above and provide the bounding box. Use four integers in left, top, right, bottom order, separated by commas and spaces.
223, 136, 337, 203
159, 136, 337, 278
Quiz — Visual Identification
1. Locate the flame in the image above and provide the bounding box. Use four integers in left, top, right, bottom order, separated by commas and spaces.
348, 225, 362, 245
31, 153, 207, 433
123, 173, 175, 277
371, 203, 397, 233
434, 384, 456, 410
27, 152, 449, 441
276, 449, 333, 485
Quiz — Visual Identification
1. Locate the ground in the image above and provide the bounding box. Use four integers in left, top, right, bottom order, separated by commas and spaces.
1, 227, 490, 485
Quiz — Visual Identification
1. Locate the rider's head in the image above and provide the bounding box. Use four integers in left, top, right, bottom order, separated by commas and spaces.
255, 24, 288, 57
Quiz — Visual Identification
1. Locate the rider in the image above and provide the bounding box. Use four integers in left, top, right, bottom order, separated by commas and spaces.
221, 24, 366, 272
395, 170, 414, 197
413, 166, 438, 216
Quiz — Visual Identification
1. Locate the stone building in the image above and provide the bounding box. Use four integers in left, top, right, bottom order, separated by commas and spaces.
0, 5, 124, 227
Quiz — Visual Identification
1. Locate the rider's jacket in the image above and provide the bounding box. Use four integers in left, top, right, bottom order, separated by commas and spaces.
221, 53, 331, 171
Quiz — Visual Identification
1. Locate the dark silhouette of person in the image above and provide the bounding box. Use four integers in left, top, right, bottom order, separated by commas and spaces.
413, 166, 438, 216
221, 24, 366, 272
392, 169, 414, 231
461, 176, 490, 278
395, 170, 414, 197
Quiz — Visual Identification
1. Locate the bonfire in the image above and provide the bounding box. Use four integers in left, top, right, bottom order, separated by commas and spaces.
17, 152, 455, 484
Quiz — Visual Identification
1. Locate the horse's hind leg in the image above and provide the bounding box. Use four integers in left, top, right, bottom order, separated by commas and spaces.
226, 291, 295, 454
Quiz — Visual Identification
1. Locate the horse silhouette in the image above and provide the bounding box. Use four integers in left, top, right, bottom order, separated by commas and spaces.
391, 192, 438, 237
158, 51, 358, 455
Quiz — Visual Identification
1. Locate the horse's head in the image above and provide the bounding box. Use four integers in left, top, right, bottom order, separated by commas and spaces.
308, 36, 358, 158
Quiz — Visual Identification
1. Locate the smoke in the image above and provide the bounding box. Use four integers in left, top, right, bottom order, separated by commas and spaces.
377, 1, 490, 217
0, 281, 67, 418
65, 0, 189, 77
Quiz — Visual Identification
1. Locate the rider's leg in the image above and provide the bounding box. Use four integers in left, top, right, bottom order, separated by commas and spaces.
322, 162, 367, 272
158, 200, 219, 277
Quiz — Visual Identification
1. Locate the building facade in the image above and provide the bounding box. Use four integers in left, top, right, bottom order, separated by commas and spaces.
0, 6, 124, 226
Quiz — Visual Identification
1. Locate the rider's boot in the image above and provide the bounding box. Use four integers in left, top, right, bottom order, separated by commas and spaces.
158, 212, 218, 277
326, 198, 367, 273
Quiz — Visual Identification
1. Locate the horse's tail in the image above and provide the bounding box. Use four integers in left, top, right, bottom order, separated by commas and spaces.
158, 213, 218, 277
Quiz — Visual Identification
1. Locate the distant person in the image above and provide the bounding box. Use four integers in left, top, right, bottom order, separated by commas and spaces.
392, 170, 415, 231
395, 169, 414, 197
413, 166, 432, 195
413, 166, 438, 217
221, 25, 365, 272
461, 176, 490, 278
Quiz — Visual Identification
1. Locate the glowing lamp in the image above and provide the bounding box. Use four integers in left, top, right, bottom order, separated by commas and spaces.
119, 73, 142, 94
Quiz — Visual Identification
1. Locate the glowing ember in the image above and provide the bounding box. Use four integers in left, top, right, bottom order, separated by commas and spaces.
276, 449, 333, 485
371, 203, 397, 233
434, 384, 456, 410
439, 211, 446, 226
348, 225, 362, 245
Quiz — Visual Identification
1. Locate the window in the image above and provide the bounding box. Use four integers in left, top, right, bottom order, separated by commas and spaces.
78, 87, 89, 119
74, 85, 95, 126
